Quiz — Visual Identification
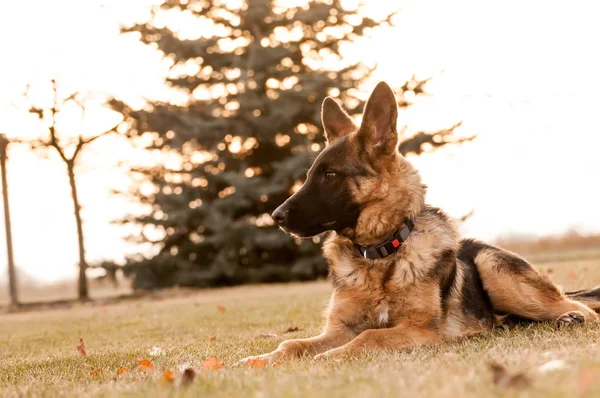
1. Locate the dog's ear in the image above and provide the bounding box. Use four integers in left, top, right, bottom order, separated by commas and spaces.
358, 82, 398, 155
321, 97, 355, 144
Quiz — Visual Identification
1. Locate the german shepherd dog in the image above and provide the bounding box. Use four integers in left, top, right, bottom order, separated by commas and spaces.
240, 82, 600, 363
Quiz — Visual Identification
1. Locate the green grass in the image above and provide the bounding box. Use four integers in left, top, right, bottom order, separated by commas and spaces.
2, 258, 600, 398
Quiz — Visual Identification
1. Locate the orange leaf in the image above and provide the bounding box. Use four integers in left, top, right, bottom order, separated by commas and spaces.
247, 358, 268, 369
217, 305, 226, 313
160, 370, 175, 384
77, 338, 87, 357
568, 272, 577, 279
272, 361, 282, 368
137, 358, 154, 372
202, 356, 225, 371
90, 369, 101, 376
117, 367, 128, 375
209, 336, 217, 342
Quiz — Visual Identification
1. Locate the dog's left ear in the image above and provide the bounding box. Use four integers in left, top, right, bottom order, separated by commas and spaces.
321, 97, 355, 144
358, 82, 398, 155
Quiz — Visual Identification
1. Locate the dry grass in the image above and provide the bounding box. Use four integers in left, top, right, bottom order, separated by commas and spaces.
1, 255, 600, 397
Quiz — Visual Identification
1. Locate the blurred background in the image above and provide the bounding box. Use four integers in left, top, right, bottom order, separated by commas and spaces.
1, 0, 599, 306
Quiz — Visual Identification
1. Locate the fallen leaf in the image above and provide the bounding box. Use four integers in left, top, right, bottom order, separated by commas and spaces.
160, 370, 175, 384
577, 368, 595, 396
568, 271, 577, 279
149, 346, 166, 357
117, 367, 128, 375
202, 356, 224, 371
77, 338, 87, 357
255, 333, 279, 340
217, 305, 226, 313
137, 359, 154, 372
246, 358, 268, 369
284, 327, 300, 333
538, 359, 567, 373
209, 336, 217, 342
181, 368, 196, 385
90, 369, 101, 376
489, 362, 531, 389
272, 361, 282, 368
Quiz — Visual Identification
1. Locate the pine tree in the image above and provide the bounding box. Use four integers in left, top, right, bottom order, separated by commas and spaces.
111, 0, 468, 289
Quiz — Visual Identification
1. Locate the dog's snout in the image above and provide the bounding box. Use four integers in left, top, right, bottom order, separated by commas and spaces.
271, 208, 289, 226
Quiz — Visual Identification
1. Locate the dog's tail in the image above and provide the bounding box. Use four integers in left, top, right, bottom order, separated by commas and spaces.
566, 286, 600, 313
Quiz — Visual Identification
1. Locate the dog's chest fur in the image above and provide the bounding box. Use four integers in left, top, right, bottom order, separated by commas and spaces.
323, 207, 461, 335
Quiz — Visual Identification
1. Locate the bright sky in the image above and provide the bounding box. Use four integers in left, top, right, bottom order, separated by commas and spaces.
0, 0, 599, 283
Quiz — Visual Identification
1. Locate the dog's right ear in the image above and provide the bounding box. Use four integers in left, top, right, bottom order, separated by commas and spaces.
321, 97, 355, 144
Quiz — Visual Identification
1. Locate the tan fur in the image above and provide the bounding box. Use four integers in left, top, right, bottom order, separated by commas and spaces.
238, 82, 599, 364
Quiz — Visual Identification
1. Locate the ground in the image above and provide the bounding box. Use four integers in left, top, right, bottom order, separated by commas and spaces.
1, 250, 600, 397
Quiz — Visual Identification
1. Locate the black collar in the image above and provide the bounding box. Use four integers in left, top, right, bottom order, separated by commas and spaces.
355, 217, 416, 260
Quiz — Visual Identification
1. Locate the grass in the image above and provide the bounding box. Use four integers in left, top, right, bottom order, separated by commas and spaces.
2, 256, 600, 397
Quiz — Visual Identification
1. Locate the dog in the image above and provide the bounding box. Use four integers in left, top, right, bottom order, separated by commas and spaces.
240, 81, 600, 363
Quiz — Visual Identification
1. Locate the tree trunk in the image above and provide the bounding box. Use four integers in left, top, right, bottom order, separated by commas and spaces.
67, 162, 88, 300
0, 134, 18, 306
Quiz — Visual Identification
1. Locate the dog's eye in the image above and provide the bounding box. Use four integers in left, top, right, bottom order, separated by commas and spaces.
325, 171, 337, 180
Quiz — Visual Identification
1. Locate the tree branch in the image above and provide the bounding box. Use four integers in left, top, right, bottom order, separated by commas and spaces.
72, 128, 116, 160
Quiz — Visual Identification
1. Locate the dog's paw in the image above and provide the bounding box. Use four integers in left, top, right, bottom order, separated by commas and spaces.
313, 348, 346, 362
555, 310, 585, 328
235, 353, 274, 367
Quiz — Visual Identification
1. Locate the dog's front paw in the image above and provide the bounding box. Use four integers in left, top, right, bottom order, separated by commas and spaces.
237, 340, 308, 366
314, 348, 347, 362
235, 352, 276, 367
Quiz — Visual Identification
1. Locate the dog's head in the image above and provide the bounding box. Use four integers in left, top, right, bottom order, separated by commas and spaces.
272, 82, 425, 240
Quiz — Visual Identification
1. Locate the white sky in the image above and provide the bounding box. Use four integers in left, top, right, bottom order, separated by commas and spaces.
0, 0, 599, 283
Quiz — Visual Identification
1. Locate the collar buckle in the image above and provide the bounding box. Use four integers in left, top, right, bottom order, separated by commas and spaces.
355, 217, 416, 260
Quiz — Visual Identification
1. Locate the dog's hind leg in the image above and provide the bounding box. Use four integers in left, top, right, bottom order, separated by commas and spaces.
566, 287, 600, 313
459, 239, 597, 327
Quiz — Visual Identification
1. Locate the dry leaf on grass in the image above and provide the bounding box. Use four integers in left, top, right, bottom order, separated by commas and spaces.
117, 367, 128, 375
160, 370, 175, 384
217, 305, 226, 313
181, 368, 197, 385
255, 333, 279, 340
137, 359, 154, 372
246, 358, 268, 369
284, 327, 300, 333
489, 362, 531, 389
209, 336, 217, 342
90, 369, 101, 376
76, 338, 87, 357
202, 356, 225, 371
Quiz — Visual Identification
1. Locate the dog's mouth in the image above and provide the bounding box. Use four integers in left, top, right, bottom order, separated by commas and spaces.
278, 220, 337, 239
321, 220, 337, 229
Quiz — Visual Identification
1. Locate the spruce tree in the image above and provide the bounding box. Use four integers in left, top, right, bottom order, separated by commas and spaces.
111, 0, 467, 289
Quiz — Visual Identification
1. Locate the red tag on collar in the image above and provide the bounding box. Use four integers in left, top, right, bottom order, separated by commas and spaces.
392, 239, 400, 248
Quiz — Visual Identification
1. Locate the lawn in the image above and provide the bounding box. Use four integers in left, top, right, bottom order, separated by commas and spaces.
1, 256, 600, 397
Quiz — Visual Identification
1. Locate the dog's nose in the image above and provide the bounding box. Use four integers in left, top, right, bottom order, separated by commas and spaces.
271, 208, 289, 226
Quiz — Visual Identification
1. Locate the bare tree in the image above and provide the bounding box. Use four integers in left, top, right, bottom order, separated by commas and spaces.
22, 79, 117, 300
0, 134, 18, 306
